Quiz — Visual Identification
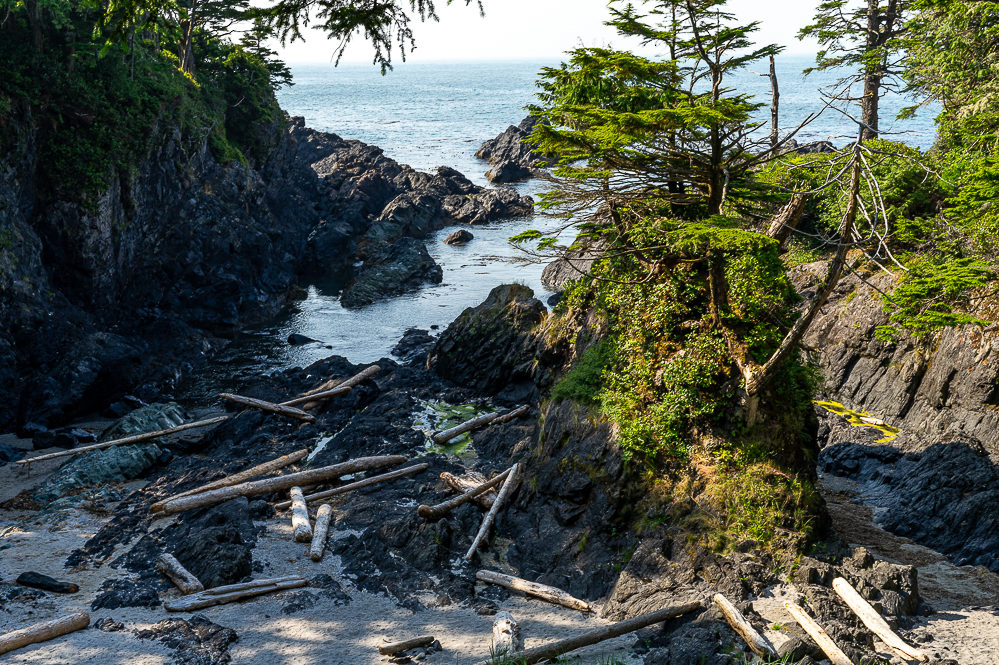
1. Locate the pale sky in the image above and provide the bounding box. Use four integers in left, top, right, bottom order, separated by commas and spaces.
277, 0, 822, 64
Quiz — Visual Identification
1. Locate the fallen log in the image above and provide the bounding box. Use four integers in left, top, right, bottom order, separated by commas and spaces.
293, 365, 381, 410
473, 601, 702, 665
378, 635, 435, 656
492, 404, 529, 425
201, 576, 302, 596
0, 612, 90, 656
432, 412, 496, 444
156, 455, 407, 515
832, 577, 929, 662
220, 393, 315, 422
274, 463, 430, 510
464, 463, 519, 562
712, 593, 776, 659
476, 570, 590, 612
290, 486, 313, 542
15, 415, 230, 466
419, 468, 511, 520
441, 471, 496, 508
151, 448, 309, 513
157, 553, 204, 594
164, 578, 306, 612
783, 601, 852, 665
279, 385, 351, 407
310, 504, 333, 562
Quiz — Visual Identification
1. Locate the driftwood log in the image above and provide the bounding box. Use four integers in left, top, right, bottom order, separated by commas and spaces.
220, 393, 315, 422
441, 471, 495, 508
157, 553, 204, 594
418, 468, 511, 520
0, 612, 90, 656
378, 635, 435, 656
15, 416, 230, 465
473, 601, 702, 665
492, 611, 523, 656
712, 593, 776, 659
464, 463, 519, 562
274, 463, 430, 510
432, 404, 527, 445
293, 365, 381, 411
156, 455, 407, 515
310, 504, 333, 561
832, 577, 929, 662
476, 570, 591, 612
783, 601, 852, 665
164, 577, 306, 612
151, 448, 309, 512
289, 487, 313, 542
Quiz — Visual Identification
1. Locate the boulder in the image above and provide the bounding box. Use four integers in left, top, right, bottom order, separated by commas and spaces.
476, 115, 546, 182
486, 161, 533, 184
391, 328, 435, 364
427, 284, 546, 394
340, 238, 443, 308
91, 578, 161, 609
170, 498, 257, 589
444, 229, 473, 245
541, 238, 606, 292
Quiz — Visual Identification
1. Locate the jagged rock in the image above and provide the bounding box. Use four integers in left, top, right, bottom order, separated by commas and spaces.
476, 115, 546, 183
391, 328, 435, 364
340, 238, 443, 308
136, 615, 238, 665
91, 578, 161, 609
822, 440, 999, 572
287, 333, 323, 346
94, 617, 126, 632
170, 498, 256, 589
444, 229, 473, 245
541, 238, 606, 292
442, 187, 532, 225
427, 284, 545, 395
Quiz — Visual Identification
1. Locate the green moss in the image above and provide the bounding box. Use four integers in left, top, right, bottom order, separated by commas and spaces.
550, 339, 612, 404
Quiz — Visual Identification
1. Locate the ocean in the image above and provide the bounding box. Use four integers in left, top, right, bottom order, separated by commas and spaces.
187, 56, 940, 392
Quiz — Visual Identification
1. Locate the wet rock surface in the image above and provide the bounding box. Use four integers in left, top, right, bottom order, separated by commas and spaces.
341, 238, 443, 308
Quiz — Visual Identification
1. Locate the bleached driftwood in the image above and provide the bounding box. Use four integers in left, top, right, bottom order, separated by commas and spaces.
783, 601, 852, 665
432, 404, 528, 445
274, 463, 430, 510
156, 455, 407, 515
441, 471, 495, 508
378, 635, 435, 656
473, 601, 702, 665
419, 468, 511, 520
220, 393, 315, 422
151, 448, 309, 512
289, 487, 313, 542
712, 593, 776, 659
476, 570, 590, 611
164, 577, 306, 612
310, 504, 333, 562
157, 553, 204, 594
464, 463, 519, 562
492, 611, 523, 656
292, 365, 381, 411
832, 577, 929, 662
15, 416, 230, 465
0, 612, 90, 656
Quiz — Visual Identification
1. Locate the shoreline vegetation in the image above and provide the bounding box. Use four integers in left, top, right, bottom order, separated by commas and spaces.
1, 0, 999, 664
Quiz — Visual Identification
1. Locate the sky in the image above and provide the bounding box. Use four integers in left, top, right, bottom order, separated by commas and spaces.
276, 0, 822, 65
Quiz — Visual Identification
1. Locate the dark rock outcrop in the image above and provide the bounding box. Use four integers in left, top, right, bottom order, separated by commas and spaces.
427, 284, 546, 396
391, 328, 435, 365
0, 107, 532, 432
91, 578, 161, 609
476, 115, 546, 183
444, 229, 473, 245
136, 615, 238, 665
340, 238, 443, 308
170, 499, 257, 588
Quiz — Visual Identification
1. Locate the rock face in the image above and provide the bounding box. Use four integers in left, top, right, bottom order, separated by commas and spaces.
476, 115, 546, 183
427, 284, 546, 396
541, 237, 606, 292
340, 238, 443, 308
0, 106, 532, 431
170, 499, 257, 588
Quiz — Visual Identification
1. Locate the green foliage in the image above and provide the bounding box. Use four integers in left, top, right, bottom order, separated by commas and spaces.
876, 257, 994, 338
551, 339, 613, 405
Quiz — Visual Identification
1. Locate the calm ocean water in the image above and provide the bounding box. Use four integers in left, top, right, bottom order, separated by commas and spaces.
186, 56, 940, 394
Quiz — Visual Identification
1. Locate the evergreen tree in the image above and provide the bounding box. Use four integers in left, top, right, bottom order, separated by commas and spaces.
240, 17, 294, 90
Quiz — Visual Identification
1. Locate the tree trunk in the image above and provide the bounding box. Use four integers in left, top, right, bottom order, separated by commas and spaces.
289, 487, 313, 542
0, 613, 90, 656
24, 0, 42, 52
419, 468, 511, 520
476, 570, 591, 612
769, 55, 779, 152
